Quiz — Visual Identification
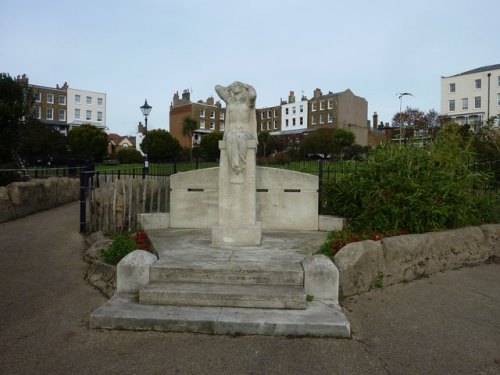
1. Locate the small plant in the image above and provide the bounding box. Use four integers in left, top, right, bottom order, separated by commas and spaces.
102, 233, 137, 265
374, 274, 383, 288
306, 295, 314, 302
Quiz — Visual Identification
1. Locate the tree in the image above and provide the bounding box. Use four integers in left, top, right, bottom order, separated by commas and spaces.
19, 122, 68, 165
68, 124, 108, 161
117, 148, 144, 164
257, 130, 270, 157
182, 116, 198, 160
199, 131, 223, 161
333, 128, 355, 160
140, 129, 181, 162
0, 73, 34, 165
392, 107, 441, 144
299, 128, 336, 158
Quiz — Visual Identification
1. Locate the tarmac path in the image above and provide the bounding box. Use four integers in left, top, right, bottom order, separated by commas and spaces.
0, 202, 499, 374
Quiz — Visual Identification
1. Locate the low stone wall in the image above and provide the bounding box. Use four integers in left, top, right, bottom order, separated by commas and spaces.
84, 231, 116, 297
0, 177, 80, 223
334, 224, 500, 297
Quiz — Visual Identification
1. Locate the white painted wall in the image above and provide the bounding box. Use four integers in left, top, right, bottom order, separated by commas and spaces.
441, 67, 500, 124
281, 99, 308, 131
67, 87, 106, 130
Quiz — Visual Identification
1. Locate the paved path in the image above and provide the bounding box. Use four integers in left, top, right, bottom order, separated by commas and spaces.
1, 202, 499, 374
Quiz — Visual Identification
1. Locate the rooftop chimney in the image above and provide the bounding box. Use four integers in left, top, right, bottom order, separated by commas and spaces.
288, 91, 295, 104
313, 88, 322, 98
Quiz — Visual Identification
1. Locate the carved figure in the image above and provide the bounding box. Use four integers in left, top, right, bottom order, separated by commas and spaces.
215, 82, 257, 176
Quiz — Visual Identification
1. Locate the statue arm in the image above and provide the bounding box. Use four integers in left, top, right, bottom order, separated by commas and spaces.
215, 85, 228, 102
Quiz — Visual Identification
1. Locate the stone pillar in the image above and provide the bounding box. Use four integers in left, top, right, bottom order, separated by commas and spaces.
212, 139, 262, 246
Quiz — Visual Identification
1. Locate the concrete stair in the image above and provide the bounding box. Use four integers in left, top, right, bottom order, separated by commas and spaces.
139, 281, 306, 309
141, 260, 307, 309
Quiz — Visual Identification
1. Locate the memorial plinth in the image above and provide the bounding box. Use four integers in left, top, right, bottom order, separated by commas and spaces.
212, 139, 262, 246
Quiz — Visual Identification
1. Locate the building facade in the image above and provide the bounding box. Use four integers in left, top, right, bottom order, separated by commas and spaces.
256, 105, 281, 132
67, 87, 106, 131
281, 91, 308, 133
29, 79, 68, 134
169, 90, 225, 148
308, 88, 368, 145
441, 64, 500, 126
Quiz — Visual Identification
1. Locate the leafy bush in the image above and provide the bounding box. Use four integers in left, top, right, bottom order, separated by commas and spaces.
102, 234, 137, 265
322, 129, 494, 234
117, 148, 143, 164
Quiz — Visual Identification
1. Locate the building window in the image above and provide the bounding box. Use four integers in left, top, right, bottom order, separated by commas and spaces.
475, 96, 481, 108
285, 119, 289, 127
449, 83, 456, 93
46, 108, 53, 120
261, 112, 265, 119
274, 110, 278, 117
199, 109, 205, 117
312, 102, 317, 112
34, 92, 41, 102
260, 123, 264, 130
58, 109, 66, 121
200, 120, 205, 129
449, 100, 455, 112
75, 95, 81, 103
59, 95, 66, 105
97, 111, 103, 121
210, 111, 215, 119
86, 96, 92, 105
292, 106, 296, 114
47, 94, 54, 103
220, 122, 224, 131
312, 115, 316, 125
268, 110, 272, 118
328, 113, 333, 123
267, 121, 271, 130
462, 98, 468, 110
210, 122, 215, 130
474, 79, 481, 89
319, 114, 325, 124
299, 105, 303, 113
300, 117, 303, 125
292, 118, 296, 126
75, 109, 80, 119
274, 120, 278, 129
285, 108, 289, 115
497, 93, 500, 106
220, 112, 224, 120
34, 106, 40, 119
320, 101, 325, 110
86, 110, 92, 120
328, 100, 333, 109
97, 98, 103, 106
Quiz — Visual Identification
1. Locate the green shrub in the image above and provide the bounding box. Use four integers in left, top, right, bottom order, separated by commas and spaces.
117, 148, 143, 164
322, 130, 494, 234
102, 234, 137, 265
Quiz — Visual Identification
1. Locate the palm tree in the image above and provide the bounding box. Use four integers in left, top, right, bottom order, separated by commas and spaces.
182, 116, 197, 160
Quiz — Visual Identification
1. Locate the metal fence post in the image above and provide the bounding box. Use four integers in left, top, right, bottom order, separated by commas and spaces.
318, 159, 324, 214
79, 171, 88, 233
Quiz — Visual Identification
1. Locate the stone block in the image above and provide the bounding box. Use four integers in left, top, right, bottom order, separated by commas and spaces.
318, 215, 346, 231
138, 213, 170, 230
479, 224, 500, 258
212, 223, 262, 246
117, 250, 158, 293
84, 238, 113, 263
334, 240, 385, 297
382, 227, 486, 286
302, 255, 339, 301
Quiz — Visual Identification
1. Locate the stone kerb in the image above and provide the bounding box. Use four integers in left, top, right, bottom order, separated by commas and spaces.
117, 250, 158, 293
334, 224, 500, 297
302, 254, 340, 301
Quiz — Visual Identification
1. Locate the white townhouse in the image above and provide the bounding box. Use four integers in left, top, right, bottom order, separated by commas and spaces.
280, 91, 309, 132
441, 64, 500, 126
67, 88, 107, 131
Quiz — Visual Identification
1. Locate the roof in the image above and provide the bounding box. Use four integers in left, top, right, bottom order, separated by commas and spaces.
449, 64, 500, 77
108, 133, 133, 146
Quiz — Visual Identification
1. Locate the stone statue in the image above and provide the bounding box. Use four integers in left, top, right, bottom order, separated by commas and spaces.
215, 81, 257, 176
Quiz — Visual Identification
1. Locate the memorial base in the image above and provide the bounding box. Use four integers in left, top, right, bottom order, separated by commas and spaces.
212, 222, 262, 246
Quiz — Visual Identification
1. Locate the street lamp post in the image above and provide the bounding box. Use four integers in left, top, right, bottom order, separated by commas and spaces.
140, 99, 152, 172
398, 92, 413, 146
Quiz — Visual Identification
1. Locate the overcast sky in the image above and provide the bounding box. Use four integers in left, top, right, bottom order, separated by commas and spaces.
1, 0, 499, 135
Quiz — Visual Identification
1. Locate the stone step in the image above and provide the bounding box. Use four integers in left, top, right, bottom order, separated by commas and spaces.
149, 260, 304, 286
139, 282, 307, 309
